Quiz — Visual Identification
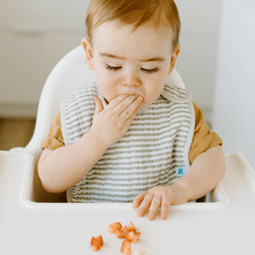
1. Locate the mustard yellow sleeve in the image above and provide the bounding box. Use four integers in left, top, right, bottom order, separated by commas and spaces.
41, 111, 65, 150
188, 102, 223, 165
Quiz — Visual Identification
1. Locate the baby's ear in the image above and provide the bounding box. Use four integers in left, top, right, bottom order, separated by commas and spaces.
81, 38, 95, 70
167, 45, 181, 75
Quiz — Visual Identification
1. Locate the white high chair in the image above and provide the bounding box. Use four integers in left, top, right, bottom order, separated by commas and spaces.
1, 45, 255, 255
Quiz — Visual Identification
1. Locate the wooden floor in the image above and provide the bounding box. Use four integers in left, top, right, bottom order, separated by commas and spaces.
0, 118, 36, 151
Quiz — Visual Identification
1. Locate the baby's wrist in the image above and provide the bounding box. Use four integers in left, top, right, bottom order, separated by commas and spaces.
172, 182, 191, 202
89, 129, 115, 149
74, 131, 107, 158
84, 131, 110, 151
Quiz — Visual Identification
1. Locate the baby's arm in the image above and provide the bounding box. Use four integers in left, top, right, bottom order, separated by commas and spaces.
38, 131, 108, 193
132, 145, 225, 220
174, 145, 225, 200
38, 94, 143, 193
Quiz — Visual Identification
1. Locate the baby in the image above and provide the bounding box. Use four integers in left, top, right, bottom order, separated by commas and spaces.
38, 0, 225, 221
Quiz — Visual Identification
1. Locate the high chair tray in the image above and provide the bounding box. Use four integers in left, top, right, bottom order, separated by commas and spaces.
0, 151, 255, 255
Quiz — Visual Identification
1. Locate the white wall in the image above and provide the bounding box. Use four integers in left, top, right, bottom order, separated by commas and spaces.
213, 0, 255, 168
176, 0, 221, 121
0, 0, 90, 117
0, 0, 221, 119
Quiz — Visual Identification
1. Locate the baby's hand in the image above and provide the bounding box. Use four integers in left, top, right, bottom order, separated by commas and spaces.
132, 184, 190, 221
90, 95, 143, 148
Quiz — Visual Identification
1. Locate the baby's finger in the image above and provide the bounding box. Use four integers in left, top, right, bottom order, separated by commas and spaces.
107, 94, 128, 111
132, 191, 147, 209
94, 97, 104, 115
112, 95, 139, 116
124, 103, 140, 127
121, 96, 143, 122
161, 196, 171, 220
137, 193, 154, 217
148, 195, 162, 221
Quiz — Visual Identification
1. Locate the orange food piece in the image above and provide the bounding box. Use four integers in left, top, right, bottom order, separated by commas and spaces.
128, 221, 136, 232
126, 230, 141, 243
116, 226, 130, 238
109, 222, 122, 233
126, 231, 135, 241
95, 235, 104, 246
121, 239, 132, 255
90, 235, 104, 252
106, 221, 142, 254
133, 232, 141, 243
90, 237, 100, 252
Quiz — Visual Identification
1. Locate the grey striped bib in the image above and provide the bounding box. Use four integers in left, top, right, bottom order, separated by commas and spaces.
61, 83, 195, 203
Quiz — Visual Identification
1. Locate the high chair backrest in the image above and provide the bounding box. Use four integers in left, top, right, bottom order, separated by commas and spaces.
15, 45, 186, 160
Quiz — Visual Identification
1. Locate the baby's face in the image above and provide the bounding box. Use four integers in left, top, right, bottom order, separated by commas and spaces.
84, 21, 177, 108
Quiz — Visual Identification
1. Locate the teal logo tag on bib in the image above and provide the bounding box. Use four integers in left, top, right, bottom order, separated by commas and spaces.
175, 166, 188, 177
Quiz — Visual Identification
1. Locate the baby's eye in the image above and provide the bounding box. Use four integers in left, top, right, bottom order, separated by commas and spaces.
105, 64, 122, 71
141, 68, 159, 73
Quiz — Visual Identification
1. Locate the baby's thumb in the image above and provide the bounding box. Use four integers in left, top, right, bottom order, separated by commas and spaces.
94, 97, 104, 115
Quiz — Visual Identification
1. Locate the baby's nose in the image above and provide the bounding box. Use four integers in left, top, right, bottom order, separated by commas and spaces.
122, 73, 141, 87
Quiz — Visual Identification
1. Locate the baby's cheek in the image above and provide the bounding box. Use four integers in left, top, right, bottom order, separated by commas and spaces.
98, 87, 116, 103
143, 93, 159, 106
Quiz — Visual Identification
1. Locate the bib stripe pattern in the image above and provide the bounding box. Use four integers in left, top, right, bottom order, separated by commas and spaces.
61, 83, 194, 203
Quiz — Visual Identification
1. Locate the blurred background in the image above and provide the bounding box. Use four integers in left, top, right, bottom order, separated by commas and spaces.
0, 0, 254, 168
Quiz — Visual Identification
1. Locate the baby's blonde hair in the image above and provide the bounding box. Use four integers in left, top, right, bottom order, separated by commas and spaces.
86, 0, 181, 50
